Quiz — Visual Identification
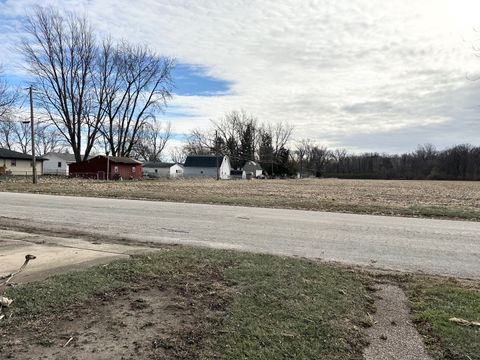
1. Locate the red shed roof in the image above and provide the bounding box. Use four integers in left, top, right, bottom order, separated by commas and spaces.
92, 155, 142, 165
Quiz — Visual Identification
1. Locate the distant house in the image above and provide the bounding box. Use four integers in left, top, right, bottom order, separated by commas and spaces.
69, 155, 142, 180
242, 160, 263, 178
142, 162, 184, 178
183, 155, 231, 179
0, 148, 45, 176
43, 152, 83, 176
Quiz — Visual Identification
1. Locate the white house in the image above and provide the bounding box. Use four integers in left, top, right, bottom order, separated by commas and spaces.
0, 148, 44, 176
43, 152, 79, 176
183, 155, 231, 179
142, 162, 184, 178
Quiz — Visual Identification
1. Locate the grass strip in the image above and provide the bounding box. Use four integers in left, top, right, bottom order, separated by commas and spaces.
404, 277, 480, 360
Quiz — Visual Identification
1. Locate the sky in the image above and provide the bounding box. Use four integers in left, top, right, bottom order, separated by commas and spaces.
1, 0, 480, 154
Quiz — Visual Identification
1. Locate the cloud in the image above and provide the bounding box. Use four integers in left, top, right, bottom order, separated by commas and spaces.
1, 0, 480, 152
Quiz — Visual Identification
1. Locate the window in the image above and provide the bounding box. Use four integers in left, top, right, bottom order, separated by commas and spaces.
176, 170, 181, 174
155, 169, 158, 173
200, 170, 204, 174
10, 159, 16, 167
58, 162, 62, 168
132, 166, 136, 173
114, 166, 118, 173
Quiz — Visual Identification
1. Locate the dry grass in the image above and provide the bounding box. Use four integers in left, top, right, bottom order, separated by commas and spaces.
1, 176, 480, 220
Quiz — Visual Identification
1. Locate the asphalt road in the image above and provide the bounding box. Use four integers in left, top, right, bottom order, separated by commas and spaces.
0, 192, 479, 279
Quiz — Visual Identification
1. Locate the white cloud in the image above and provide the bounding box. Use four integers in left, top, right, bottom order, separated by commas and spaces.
1, 0, 480, 152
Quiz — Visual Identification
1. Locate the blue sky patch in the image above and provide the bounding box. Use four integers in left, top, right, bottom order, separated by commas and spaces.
172, 63, 232, 96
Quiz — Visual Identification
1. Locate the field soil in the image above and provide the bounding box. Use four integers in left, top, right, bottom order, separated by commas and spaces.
1, 177, 480, 220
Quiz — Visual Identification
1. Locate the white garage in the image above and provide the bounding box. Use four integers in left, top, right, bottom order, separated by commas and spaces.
142, 162, 184, 178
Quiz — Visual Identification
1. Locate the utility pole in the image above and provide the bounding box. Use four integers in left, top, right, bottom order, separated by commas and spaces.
25, 86, 37, 184
215, 130, 220, 180
106, 151, 110, 181
251, 126, 255, 161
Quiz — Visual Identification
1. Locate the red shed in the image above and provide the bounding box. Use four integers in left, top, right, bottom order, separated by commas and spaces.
69, 155, 142, 180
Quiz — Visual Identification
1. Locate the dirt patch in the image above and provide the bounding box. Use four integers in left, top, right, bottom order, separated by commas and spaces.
364, 284, 432, 360
0, 279, 225, 359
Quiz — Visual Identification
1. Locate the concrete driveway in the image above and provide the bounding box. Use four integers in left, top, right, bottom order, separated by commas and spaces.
0, 192, 479, 279
0, 229, 159, 283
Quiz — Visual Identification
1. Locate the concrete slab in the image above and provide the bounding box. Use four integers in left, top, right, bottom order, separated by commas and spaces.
0, 229, 159, 283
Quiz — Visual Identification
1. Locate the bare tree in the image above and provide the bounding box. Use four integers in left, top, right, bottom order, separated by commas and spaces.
214, 111, 258, 165
132, 121, 172, 161
0, 119, 16, 150
0, 67, 15, 120
21, 7, 100, 161
98, 41, 174, 157
170, 146, 187, 164
184, 110, 258, 168
0, 111, 32, 153
35, 123, 66, 155
271, 121, 294, 156
332, 148, 348, 173
13, 122, 31, 153
0, 112, 33, 153
184, 129, 215, 155
295, 139, 331, 177
257, 121, 294, 175
0, 67, 16, 150
309, 145, 331, 177
295, 139, 310, 177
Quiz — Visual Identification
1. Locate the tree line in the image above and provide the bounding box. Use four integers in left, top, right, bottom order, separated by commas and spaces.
293, 143, 480, 180
182, 113, 480, 180
319, 144, 480, 180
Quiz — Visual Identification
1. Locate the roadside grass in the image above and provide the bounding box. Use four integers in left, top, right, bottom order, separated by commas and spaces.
1, 247, 375, 359
1, 177, 480, 220
407, 206, 480, 221
403, 277, 480, 360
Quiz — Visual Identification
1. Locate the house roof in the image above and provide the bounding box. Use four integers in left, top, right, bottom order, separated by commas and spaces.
44, 152, 79, 163
143, 162, 182, 168
242, 160, 263, 171
95, 155, 142, 165
0, 148, 45, 161
184, 155, 225, 168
